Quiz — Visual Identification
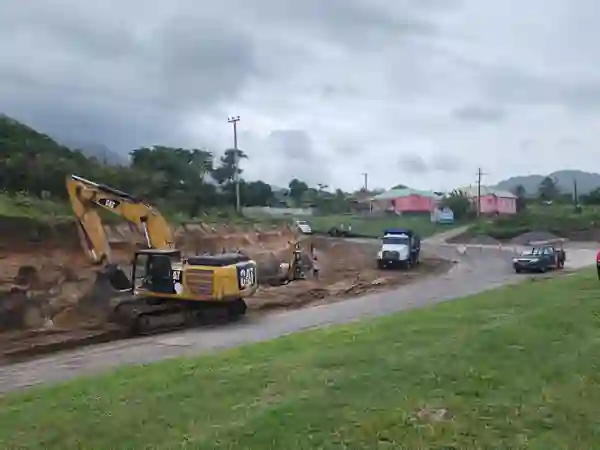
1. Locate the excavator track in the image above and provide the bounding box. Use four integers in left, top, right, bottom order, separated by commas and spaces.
112, 297, 248, 336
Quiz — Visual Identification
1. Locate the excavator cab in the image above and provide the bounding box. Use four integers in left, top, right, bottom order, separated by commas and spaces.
132, 249, 182, 295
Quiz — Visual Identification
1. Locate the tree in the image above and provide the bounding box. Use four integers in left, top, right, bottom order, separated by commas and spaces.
212, 148, 247, 185
240, 180, 273, 206
439, 189, 473, 220
0, 114, 353, 218
581, 187, 600, 205
511, 184, 527, 213
288, 178, 309, 206
538, 176, 560, 201
129, 146, 216, 216
391, 184, 408, 189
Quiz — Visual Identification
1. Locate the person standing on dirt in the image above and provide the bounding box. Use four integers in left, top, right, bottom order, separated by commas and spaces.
596, 249, 600, 280
312, 255, 320, 280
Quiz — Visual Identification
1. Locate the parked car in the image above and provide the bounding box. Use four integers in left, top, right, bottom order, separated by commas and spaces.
294, 220, 312, 234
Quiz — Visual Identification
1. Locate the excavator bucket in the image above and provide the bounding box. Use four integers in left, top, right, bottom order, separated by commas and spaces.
77, 264, 133, 323
103, 264, 133, 291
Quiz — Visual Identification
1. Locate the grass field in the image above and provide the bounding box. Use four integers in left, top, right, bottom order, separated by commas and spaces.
0, 192, 284, 226
2, 271, 600, 448
310, 213, 459, 237
0, 192, 72, 219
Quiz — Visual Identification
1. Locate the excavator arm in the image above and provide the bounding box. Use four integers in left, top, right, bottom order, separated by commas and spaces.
66, 174, 175, 265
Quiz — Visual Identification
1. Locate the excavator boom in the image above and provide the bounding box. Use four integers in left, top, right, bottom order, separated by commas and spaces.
66, 174, 175, 264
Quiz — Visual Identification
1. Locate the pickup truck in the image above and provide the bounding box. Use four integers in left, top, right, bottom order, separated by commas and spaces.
512, 239, 566, 273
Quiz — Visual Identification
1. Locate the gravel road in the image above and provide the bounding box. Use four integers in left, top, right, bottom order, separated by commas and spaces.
0, 235, 595, 394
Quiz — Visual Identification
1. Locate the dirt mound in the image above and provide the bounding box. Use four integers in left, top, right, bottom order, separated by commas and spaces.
510, 231, 559, 246
0, 217, 80, 249
446, 232, 500, 245
466, 234, 500, 245
0, 261, 106, 333
175, 223, 296, 256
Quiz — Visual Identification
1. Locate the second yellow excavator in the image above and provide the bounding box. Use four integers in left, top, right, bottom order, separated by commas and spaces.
67, 174, 258, 333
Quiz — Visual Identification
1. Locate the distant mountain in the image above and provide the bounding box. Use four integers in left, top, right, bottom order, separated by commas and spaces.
59, 138, 128, 166
495, 170, 600, 196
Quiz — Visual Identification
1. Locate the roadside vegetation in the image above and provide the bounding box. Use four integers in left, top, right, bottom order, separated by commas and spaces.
0, 191, 72, 219
0, 115, 470, 236
310, 214, 459, 238
469, 174, 600, 240
471, 205, 600, 240
441, 173, 600, 240
1, 270, 598, 449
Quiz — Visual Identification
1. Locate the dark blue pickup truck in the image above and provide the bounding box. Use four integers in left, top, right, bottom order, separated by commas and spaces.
512, 241, 566, 273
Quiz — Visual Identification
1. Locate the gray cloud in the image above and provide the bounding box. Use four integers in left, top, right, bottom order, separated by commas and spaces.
242, 129, 332, 187
452, 105, 506, 122
458, 60, 600, 114
1, 0, 600, 191
430, 153, 463, 172
397, 151, 463, 175
397, 153, 429, 173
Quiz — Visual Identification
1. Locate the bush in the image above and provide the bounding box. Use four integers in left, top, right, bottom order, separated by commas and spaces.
471, 207, 600, 239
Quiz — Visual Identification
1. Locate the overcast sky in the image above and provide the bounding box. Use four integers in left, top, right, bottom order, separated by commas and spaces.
1, 0, 599, 191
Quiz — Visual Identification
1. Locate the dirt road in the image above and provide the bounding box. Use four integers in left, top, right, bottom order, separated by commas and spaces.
5, 235, 587, 394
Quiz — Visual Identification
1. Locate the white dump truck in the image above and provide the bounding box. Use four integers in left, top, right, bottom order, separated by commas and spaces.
376, 228, 421, 269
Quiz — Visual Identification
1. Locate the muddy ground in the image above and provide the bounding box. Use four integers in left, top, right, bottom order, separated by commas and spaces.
0, 218, 450, 363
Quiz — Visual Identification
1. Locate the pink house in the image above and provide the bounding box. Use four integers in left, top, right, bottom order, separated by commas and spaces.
370, 188, 440, 214
461, 186, 517, 215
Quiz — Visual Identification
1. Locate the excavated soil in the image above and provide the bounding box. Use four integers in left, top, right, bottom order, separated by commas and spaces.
0, 218, 450, 363
249, 239, 450, 310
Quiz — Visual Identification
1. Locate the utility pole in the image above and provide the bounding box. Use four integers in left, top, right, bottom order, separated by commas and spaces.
361, 172, 368, 191
227, 115, 241, 213
476, 167, 487, 217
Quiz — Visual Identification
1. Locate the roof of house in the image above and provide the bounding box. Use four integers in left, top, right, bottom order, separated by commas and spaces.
458, 186, 517, 199
372, 188, 441, 200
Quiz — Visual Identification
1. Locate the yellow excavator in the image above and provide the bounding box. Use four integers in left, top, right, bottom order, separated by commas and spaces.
66, 174, 258, 334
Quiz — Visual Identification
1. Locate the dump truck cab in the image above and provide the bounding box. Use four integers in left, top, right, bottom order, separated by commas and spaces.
376, 228, 421, 269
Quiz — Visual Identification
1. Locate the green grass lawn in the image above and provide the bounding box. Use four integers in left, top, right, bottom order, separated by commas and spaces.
0, 192, 72, 219
310, 214, 459, 237
0, 192, 284, 226
2, 271, 600, 449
